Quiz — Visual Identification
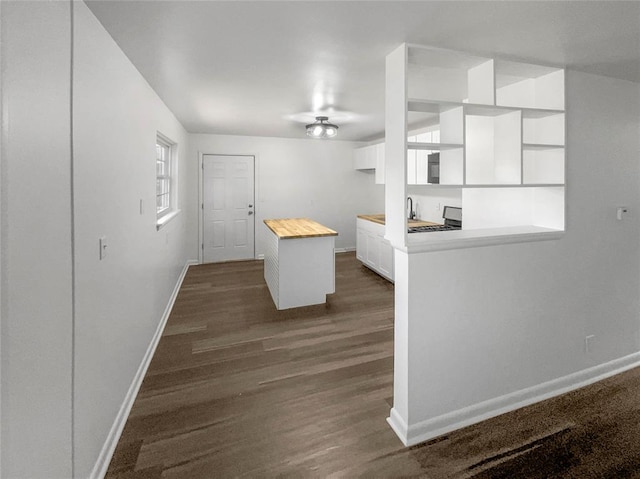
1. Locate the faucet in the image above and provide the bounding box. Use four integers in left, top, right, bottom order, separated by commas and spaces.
407, 196, 416, 220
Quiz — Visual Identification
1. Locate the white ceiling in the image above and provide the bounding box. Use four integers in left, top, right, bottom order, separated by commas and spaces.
86, 1, 640, 141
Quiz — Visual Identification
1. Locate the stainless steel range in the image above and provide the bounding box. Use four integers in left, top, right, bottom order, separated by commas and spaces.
408, 206, 462, 233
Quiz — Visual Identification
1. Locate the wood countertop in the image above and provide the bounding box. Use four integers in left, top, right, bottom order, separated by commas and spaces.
264, 218, 338, 239
358, 214, 441, 228
357, 214, 386, 225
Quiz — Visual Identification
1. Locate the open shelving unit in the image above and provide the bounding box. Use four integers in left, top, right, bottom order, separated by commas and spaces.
385, 43, 565, 251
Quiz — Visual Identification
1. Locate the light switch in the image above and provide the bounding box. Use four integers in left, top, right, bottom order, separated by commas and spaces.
99, 236, 107, 260
617, 207, 628, 221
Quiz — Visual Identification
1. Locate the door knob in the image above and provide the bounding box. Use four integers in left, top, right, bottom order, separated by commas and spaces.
248, 211, 254, 215
248, 204, 253, 207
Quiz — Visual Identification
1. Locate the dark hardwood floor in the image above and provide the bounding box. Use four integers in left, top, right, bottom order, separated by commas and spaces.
106, 252, 425, 478
107, 252, 640, 478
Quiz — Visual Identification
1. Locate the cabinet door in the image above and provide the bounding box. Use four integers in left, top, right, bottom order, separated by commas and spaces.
378, 239, 394, 280
354, 145, 377, 170
365, 232, 380, 268
353, 147, 366, 169
375, 143, 385, 184
365, 145, 377, 168
356, 228, 367, 262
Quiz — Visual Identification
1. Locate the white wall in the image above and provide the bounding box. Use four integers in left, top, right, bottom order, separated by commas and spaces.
73, 3, 195, 477
1, 2, 74, 477
189, 134, 384, 258
407, 187, 462, 224
1, 2, 196, 477
391, 70, 640, 445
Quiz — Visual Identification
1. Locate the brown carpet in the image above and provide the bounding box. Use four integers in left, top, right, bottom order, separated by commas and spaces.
408, 366, 640, 478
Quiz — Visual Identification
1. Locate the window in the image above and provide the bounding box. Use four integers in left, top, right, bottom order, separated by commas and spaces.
156, 133, 177, 227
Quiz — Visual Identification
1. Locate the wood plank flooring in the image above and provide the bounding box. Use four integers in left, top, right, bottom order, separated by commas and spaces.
107, 252, 640, 478
106, 252, 425, 478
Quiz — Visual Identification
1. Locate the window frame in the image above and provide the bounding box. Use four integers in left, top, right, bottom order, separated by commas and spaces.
155, 132, 178, 229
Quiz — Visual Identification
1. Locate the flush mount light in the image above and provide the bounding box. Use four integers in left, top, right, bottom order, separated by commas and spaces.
306, 116, 339, 139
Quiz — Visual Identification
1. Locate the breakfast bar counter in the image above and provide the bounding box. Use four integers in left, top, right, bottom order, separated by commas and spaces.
263, 218, 338, 310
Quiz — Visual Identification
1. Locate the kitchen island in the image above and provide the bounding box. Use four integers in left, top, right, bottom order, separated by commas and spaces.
263, 218, 338, 310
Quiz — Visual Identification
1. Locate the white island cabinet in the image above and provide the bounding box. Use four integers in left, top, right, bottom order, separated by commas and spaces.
263, 218, 338, 310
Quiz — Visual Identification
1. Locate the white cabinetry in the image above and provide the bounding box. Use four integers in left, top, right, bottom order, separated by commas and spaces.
264, 220, 337, 310
375, 143, 385, 184
356, 218, 393, 281
354, 143, 385, 185
353, 144, 377, 170
385, 43, 566, 250
378, 239, 393, 279
356, 227, 367, 262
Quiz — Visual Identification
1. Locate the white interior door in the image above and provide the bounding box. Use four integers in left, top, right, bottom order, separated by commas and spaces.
202, 155, 255, 263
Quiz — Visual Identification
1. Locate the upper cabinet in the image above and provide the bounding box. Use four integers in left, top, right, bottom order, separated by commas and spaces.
375, 143, 385, 184
353, 143, 377, 170
354, 142, 385, 185
385, 44, 566, 251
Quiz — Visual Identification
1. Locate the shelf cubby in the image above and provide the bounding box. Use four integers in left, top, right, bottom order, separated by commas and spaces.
386, 44, 566, 249
465, 109, 521, 185
523, 112, 565, 145
523, 147, 564, 185
495, 59, 564, 110
407, 45, 494, 105
462, 186, 564, 231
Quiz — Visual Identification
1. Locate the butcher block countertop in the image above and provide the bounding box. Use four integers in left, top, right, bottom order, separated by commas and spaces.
358, 214, 440, 228
358, 214, 386, 225
264, 218, 338, 239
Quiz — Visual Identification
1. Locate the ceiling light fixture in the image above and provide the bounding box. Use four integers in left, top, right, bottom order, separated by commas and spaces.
306, 116, 338, 139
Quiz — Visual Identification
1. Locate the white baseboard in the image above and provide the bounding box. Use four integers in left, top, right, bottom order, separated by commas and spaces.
386, 407, 409, 445
90, 259, 197, 479
389, 351, 640, 447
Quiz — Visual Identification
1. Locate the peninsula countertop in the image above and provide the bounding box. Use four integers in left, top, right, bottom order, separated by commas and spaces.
357, 214, 440, 228
264, 218, 338, 239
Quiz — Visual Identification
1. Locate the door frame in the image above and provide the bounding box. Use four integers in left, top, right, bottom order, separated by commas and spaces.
198, 151, 258, 264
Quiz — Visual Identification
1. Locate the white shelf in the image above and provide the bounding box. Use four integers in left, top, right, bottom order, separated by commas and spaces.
408, 99, 449, 113
408, 99, 499, 114
407, 141, 463, 150
521, 183, 564, 187
404, 225, 564, 253
408, 98, 563, 119
520, 107, 564, 119
465, 104, 522, 117
523, 143, 564, 150
411, 183, 564, 189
